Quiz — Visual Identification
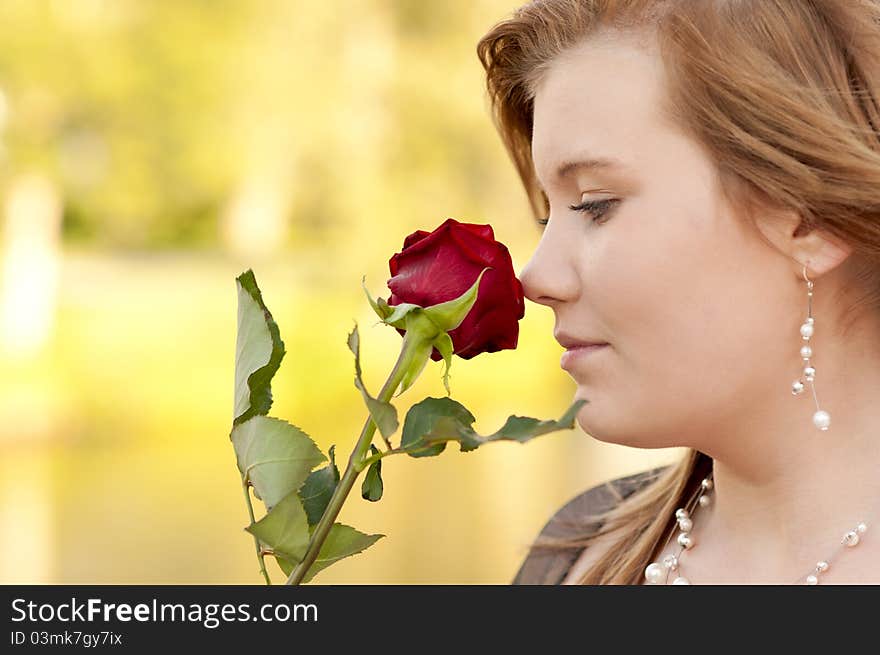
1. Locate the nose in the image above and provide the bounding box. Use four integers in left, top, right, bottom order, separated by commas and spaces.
519, 219, 580, 308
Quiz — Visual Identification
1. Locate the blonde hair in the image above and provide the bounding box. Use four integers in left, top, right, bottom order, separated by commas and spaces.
477, 0, 880, 584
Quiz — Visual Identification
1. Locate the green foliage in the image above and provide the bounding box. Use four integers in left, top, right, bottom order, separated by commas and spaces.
232, 268, 583, 583
233, 269, 285, 426
233, 269, 385, 583
275, 523, 385, 584
361, 445, 384, 502
400, 397, 589, 458
245, 489, 311, 563
298, 445, 340, 526
231, 416, 325, 509
347, 324, 399, 441
400, 398, 473, 458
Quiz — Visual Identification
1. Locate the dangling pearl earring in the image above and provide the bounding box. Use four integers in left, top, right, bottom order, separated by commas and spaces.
791, 263, 831, 430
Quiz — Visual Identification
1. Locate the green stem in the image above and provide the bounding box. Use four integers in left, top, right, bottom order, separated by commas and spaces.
378, 429, 393, 452
359, 443, 437, 469
243, 479, 272, 585
285, 331, 420, 585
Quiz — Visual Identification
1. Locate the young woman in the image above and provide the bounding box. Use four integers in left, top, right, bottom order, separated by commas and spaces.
477, 0, 880, 584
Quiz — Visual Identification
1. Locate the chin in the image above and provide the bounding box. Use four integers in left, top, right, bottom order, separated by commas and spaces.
575, 400, 675, 449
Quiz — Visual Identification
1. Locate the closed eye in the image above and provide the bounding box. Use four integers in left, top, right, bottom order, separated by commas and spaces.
536, 198, 620, 227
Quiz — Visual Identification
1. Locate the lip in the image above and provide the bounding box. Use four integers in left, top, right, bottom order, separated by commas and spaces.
554, 331, 608, 350
560, 344, 609, 371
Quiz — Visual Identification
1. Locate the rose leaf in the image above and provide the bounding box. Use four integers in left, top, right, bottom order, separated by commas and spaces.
347, 324, 399, 440
400, 397, 588, 457
277, 522, 385, 583
246, 489, 311, 565
297, 445, 340, 526
233, 269, 286, 426
231, 416, 327, 510
360, 445, 384, 502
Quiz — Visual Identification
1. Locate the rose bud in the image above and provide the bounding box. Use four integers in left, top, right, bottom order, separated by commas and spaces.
385, 217, 525, 361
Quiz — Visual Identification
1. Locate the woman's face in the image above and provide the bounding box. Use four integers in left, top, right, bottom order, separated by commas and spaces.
521, 31, 799, 449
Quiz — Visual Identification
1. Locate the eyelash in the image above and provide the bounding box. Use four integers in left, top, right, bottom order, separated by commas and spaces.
537, 199, 620, 227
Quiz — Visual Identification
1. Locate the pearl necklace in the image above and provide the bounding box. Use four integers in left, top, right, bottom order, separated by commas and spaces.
643, 472, 869, 585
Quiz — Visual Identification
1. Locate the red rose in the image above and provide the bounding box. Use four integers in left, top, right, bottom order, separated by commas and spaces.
386, 217, 525, 360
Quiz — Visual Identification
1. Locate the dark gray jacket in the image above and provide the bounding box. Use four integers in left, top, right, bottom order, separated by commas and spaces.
511, 467, 668, 584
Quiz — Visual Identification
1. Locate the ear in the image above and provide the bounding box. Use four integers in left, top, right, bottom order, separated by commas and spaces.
754, 208, 853, 278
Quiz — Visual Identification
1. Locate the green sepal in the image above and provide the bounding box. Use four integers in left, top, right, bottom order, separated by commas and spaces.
383, 302, 424, 330
362, 275, 394, 322
400, 397, 587, 457
367, 267, 490, 335
347, 323, 399, 440
233, 269, 286, 426
361, 445, 384, 502
396, 324, 435, 397
421, 267, 490, 333
432, 332, 454, 396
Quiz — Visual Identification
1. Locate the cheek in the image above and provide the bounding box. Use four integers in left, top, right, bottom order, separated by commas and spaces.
585, 216, 790, 441
598, 196, 732, 360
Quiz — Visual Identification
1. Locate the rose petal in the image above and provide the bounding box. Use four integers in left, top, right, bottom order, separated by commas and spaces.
401, 229, 433, 250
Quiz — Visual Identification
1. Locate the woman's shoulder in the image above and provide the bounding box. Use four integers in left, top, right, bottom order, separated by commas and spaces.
511, 464, 670, 585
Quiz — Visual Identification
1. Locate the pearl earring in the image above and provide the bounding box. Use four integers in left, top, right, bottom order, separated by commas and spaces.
790, 263, 830, 430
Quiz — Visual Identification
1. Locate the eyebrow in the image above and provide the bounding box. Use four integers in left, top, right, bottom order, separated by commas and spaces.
534, 156, 627, 194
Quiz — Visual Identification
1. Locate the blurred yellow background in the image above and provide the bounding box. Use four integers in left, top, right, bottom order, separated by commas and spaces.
0, 0, 680, 584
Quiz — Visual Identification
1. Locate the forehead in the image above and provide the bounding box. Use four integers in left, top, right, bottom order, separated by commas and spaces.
531, 31, 671, 185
